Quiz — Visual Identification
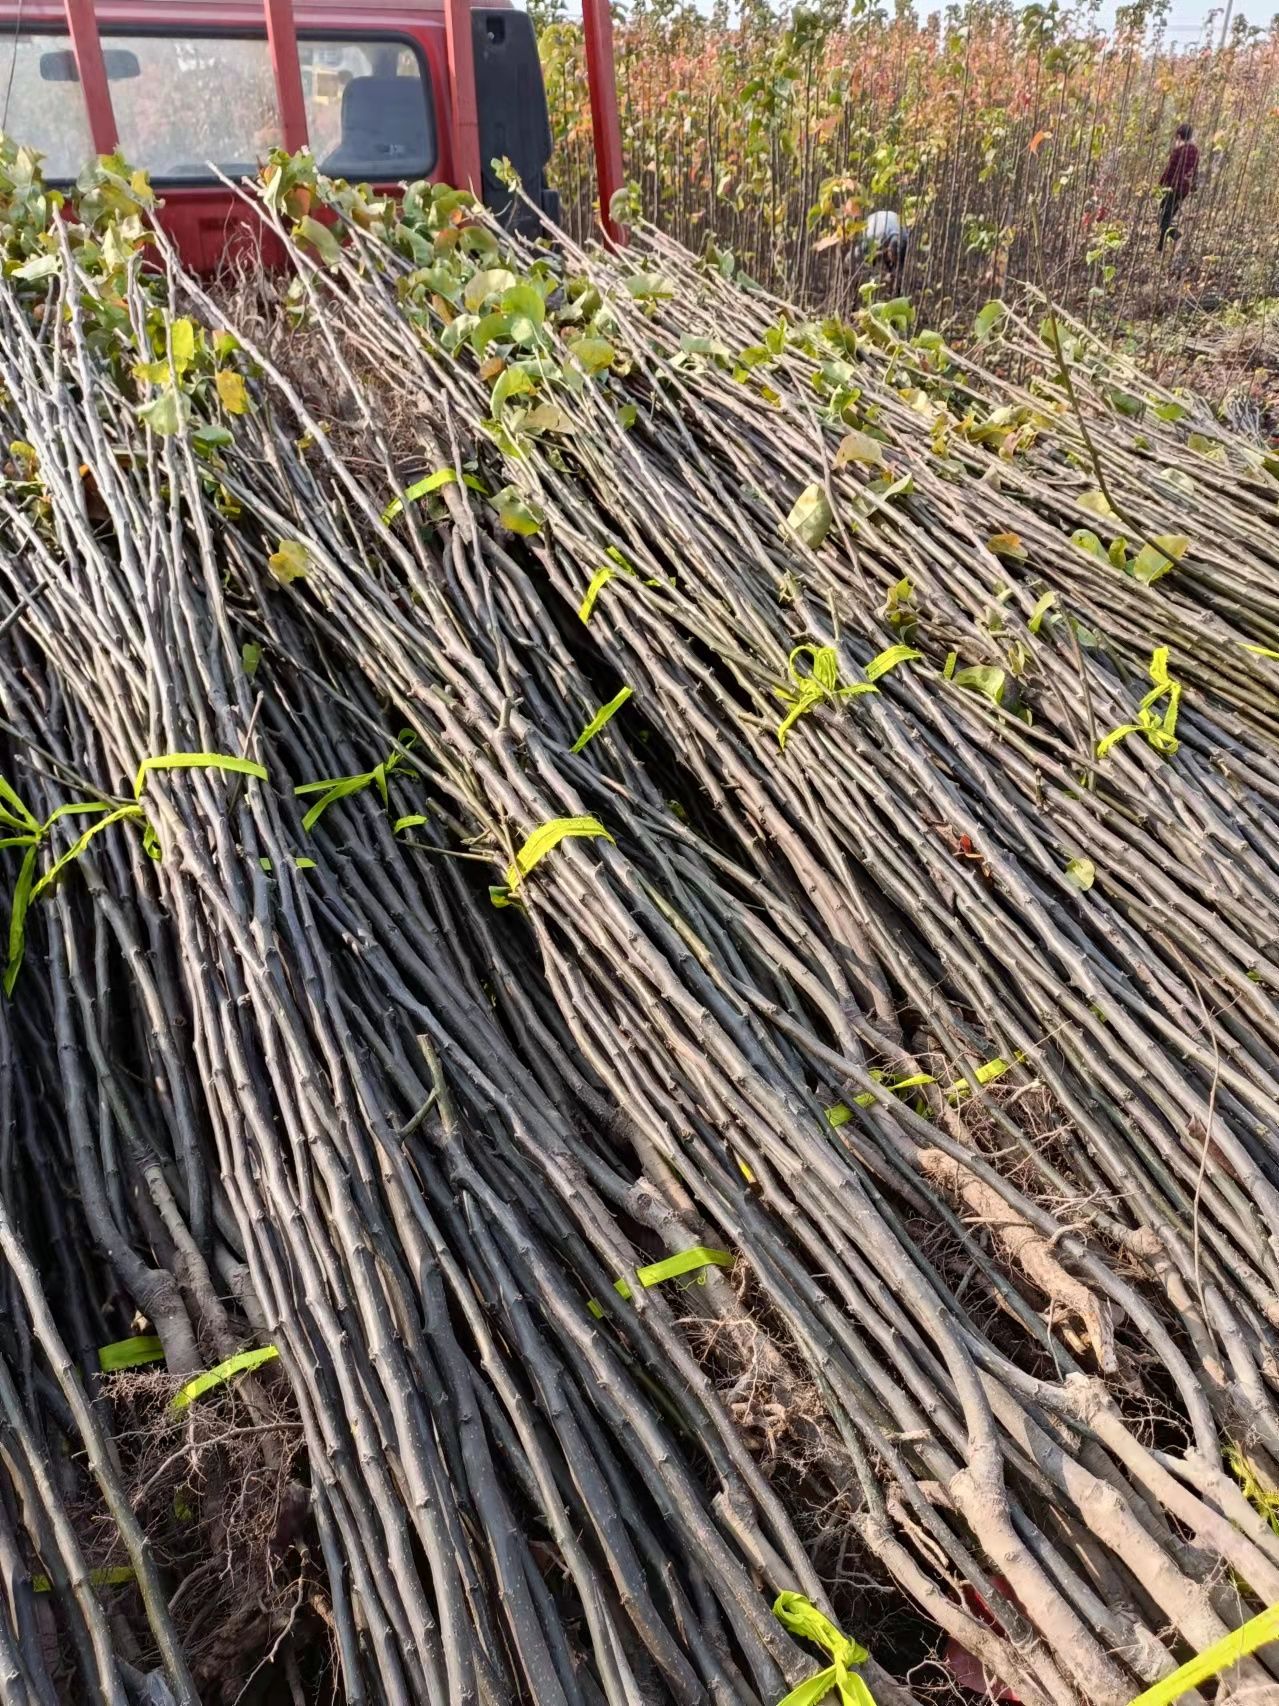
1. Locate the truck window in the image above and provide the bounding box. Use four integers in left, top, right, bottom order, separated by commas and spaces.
300, 39, 435, 181
107, 35, 281, 181
1, 34, 96, 180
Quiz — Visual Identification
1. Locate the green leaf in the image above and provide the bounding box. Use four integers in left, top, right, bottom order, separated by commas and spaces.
463, 268, 518, 311
1065, 857, 1095, 890
1153, 399, 1188, 422
1187, 432, 1226, 463
459, 225, 499, 256
1106, 388, 1144, 419
241, 642, 262, 677
1158, 466, 1196, 495
13, 253, 58, 281
574, 337, 616, 374
523, 403, 574, 435
132, 358, 171, 386
1131, 533, 1188, 584
491, 365, 536, 414
192, 423, 233, 451
295, 215, 342, 267
1028, 590, 1057, 634
622, 272, 674, 301
471, 312, 511, 356
1070, 529, 1109, 562
267, 539, 311, 584
500, 283, 546, 344
491, 486, 544, 536
786, 483, 833, 550
138, 388, 189, 436
974, 299, 1007, 341
678, 333, 732, 359
953, 665, 1006, 705
834, 430, 884, 468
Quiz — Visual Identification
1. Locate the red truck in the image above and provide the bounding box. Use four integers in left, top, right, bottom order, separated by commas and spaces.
1, 0, 624, 267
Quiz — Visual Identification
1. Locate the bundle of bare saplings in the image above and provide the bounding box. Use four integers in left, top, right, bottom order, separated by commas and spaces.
4, 140, 1279, 1706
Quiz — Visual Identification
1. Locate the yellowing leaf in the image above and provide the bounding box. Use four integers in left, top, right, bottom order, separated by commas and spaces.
1071, 528, 1109, 562
1066, 857, 1095, 890
786, 484, 833, 550
215, 369, 248, 414
1131, 533, 1188, 584
463, 268, 518, 311
491, 486, 544, 536
170, 317, 197, 375
1029, 128, 1051, 154
1078, 490, 1117, 520
834, 430, 884, 468
987, 531, 1027, 560
268, 540, 311, 584
1028, 590, 1057, 633
622, 272, 674, 301
524, 403, 575, 435
295, 215, 342, 267
1187, 432, 1226, 464
573, 337, 616, 375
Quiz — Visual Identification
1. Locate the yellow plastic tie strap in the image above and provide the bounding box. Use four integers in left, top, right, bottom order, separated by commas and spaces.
826, 1072, 937, 1126
1127, 1600, 1279, 1706
1226, 1442, 1279, 1537
947, 1051, 1026, 1103
776, 644, 920, 749
134, 751, 268, 800
98, 1336, 164, 1373
2, 781, 121, 995
863, 644, 923, 682
772, 1591, 876, 1705
579, 565, 616, 623
32, 1565, 135, 1595
590, 1247, 734, 1316
171, 1345, 278, 1412
1097, 647, 1181, 760
381, 467, 486, 524
295, 732, 417, 832
571, 687, 633, 753
578, 548, 661, 623
490, 816, 613, 907
634, 1246, 734, 1288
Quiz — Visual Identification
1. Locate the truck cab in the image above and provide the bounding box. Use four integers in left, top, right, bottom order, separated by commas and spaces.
0, 0, 618, 269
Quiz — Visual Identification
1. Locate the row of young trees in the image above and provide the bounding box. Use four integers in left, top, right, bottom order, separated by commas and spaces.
537, 0, 1279, 332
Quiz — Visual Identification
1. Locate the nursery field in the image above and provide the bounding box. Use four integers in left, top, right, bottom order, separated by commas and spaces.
541, 0, 1279, 340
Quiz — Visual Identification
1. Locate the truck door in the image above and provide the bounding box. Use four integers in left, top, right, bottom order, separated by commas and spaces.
470, 9, 556, 233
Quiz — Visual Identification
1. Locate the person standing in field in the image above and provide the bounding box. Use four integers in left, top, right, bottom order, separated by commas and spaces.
1158, 123, 1199, 252
862, 209, 909, 286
